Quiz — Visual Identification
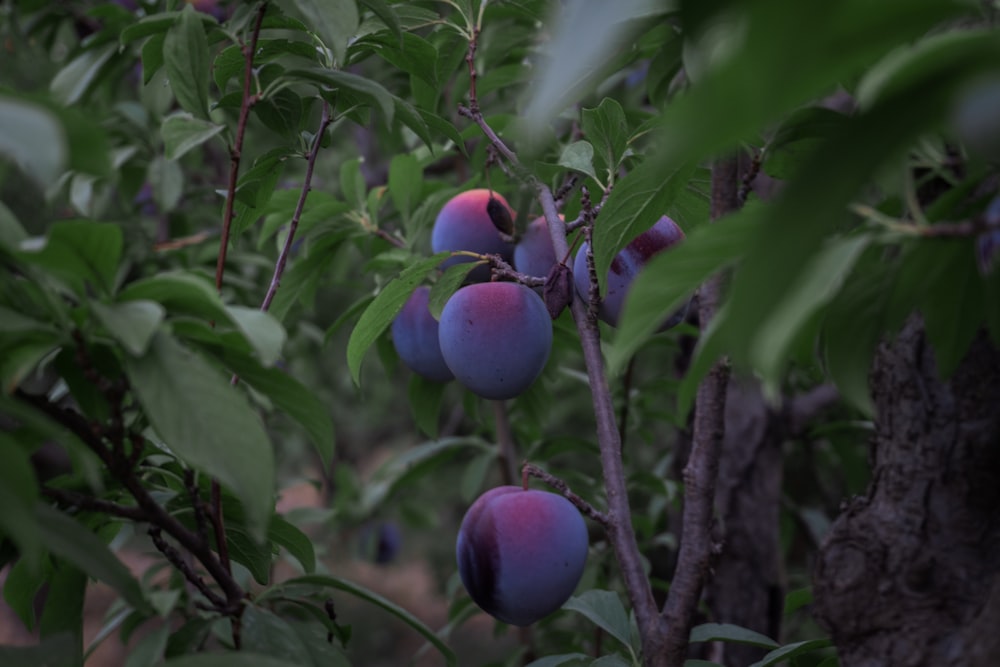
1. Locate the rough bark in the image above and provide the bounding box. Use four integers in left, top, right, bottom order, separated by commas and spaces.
707, 378, 785, 667
813, 316, 1000, 667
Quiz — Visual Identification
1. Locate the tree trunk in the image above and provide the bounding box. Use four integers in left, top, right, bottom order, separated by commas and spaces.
707, 378, 785, 667
813, 316, 1000, 666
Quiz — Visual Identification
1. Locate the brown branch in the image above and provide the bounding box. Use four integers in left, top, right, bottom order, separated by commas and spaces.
215, 1, 268, 292
149, 527, 228, 611
522, 462, 609, 526
661, 156, 740, 667
260, 101, 334, 312
493, 401, 518, 486
786, 382, 841, 436
17, 391, 246, 613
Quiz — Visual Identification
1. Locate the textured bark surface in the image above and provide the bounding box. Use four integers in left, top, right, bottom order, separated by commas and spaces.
813, 317, 1000, 666
707, 379, 785, 667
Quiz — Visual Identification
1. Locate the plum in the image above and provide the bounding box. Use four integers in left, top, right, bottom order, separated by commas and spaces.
391, 286, 454, 383
438, 282, 552, 400
456, 485, 589, 626
431, 189, 515, 283
513, 216, 560, 280
573, 215, 686, 329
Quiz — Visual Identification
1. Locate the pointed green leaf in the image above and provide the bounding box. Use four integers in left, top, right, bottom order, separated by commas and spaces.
689, 622, 779, 649
162, 113, 225, 161
748, 639, 833, 667
285, 68, 395, 124
164, 7, 211, 118
148, 155, 184, 213
225, 306, 286, 366
592, 160, 697, 294
124, 332, 275, 540
563, 590, 634, 651
268, 515, 316, 574
119, 271, 229, 323
582, 98, 629, 177
35, 504, 153, 615
609, 213, 755, 375
266, 574, 457, 666
347, 253, 449, 385
223, 350, 334, 466
293, 0, 359, 65
388, 154, 422, 221
50, 44, 117, 106
0, 433, 40, 564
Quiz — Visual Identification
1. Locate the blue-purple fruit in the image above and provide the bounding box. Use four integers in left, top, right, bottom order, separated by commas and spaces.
391, 286, 454, 383
513, 216, 559, 279
456, 485, 589, 626
573, 215, 686, 329
431, 189, 515, 282
438, 282, 551, 400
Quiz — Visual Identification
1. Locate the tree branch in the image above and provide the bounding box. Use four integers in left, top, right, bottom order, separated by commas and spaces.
215, 0, 268, 292
522, 462, 609, 526
661, 156, 740, 667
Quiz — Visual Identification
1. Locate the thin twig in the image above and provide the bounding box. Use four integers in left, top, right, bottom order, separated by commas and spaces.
260, 101, 334, 312
493, 401, 519, 486
522, 462, 609, 526
215, 1, 268, 292
660, 156, 739, 667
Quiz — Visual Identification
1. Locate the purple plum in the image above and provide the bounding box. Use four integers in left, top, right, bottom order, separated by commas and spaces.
391, 286, 454, 383
574, 215, 687, 329
513, 216, 561, 280
456, 485, 589, 626
438, 282, 552, 400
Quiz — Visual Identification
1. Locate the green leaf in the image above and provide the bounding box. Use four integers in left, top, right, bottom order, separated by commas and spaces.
164, 653, 304, 667
748, 639, 834, 667
592, 160, 697, 294
609, 213, 755, 375
558, 141, 599, 183
360, 0, 403, 41
50, 44, 117, 106
388, 153, 422, 221
563, 590, 634, 653
148, 155, 185, 213
225, 306, 287, 366
267, 574, 457, 667
689, 623, 779, 649
19, 220, 123, 297
294, 0, 360, 65
1, 337, 60, 394
231, 151, 288, 240
285, 68, 395, 125
427, 262, 478, 319
35, 505, 153, 615
223, 350, 334, 466
0, 433, 40, 564
3, 558, 45, 630
141, 32, 166, 84
521, 0, 668, 139
225, 524, 273, 585
346, 253, 449, 385
124, 332, 275, 540
749, 235, 870, 391
0, 97, 67, 188
783, 587, 814, 615
269, 515, 316, 574
119, 271, 229, 323
164, 7, 211, 118
162, 113, 225, 161
582, 98, 629, 178
91, 300, 165, 356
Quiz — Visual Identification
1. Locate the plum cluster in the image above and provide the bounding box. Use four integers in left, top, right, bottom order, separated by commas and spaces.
391, 190, 686, 400
456, 486, 589, 626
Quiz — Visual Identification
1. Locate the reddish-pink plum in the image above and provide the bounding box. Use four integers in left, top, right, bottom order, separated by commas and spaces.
573, 215, 686, 329
391, 286, 454, 383
438, 282, 552, 400
456, 486, 589, 626
431, 189, 515, 282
